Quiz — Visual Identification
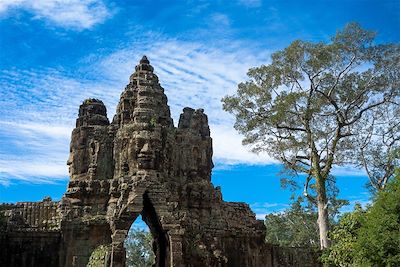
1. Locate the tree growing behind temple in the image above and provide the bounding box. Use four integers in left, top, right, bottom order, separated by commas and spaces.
265, 177, 348, 248
265, 197, 319, 247
222, 22, 400, 248
125, 227, 155, 267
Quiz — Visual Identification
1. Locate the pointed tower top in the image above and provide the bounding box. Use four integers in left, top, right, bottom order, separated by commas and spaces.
134, 55, 154, 73
140, 55, 150, 64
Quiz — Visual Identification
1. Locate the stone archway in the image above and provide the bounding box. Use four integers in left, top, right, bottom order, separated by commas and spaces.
110, 191, 170, 267
141, 192, 169, 267
54, 56, 320, 267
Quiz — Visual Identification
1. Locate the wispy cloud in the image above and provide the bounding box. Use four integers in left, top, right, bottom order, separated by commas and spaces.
0, 36, 274, 183
0, 35, 373, 185
211, 124, 275, 165
0, 0, 111, 29
95, 38, 273, 164
0, 121, 71, 185
210, 13, 230, 27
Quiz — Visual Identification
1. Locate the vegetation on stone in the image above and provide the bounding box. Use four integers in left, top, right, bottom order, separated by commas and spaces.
87, 245, 111, 267
0, 21, 398, 266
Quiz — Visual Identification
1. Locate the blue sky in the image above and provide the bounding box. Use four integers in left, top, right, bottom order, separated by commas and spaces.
0, 0, 399, 220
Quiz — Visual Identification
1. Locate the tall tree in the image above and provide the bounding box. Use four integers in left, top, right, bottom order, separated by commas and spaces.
222, 22, 400, 248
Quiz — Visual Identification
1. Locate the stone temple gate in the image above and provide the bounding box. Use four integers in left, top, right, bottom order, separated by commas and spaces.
0, 57, 320, 267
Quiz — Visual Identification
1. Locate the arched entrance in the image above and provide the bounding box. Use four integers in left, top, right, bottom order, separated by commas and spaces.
124, 216, 155, 266
110, 192, 170, 267
141, 193, 169, 267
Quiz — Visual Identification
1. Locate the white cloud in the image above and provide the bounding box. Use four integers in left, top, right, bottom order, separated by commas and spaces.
0, 121, 72, 184
0, 160, 68, 183
0, 0, 111, 29
0, 0, 23, 13
211, 124, 275, 165
1, 121, 72, 139
0, 38, 274, 183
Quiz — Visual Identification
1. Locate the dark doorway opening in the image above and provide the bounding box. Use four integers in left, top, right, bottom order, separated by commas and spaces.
124, 193, 169, 267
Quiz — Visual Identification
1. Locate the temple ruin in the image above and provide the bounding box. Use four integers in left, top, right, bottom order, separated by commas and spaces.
0, 56, 320, 267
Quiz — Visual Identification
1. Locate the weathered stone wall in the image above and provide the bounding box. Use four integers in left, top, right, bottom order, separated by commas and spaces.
0, 230, 60, 267
1, 197, 60, 230
0, 197, 62, 266
1, 56, 321, 267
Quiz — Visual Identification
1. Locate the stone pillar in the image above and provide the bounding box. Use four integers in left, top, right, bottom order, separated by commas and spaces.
169, 233, 185, 267
110, 230, 128, 267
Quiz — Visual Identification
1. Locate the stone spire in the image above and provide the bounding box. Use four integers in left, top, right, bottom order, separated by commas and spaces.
132, 55, 153, 74
76, 99, 109, 127
113, 56, 173, 127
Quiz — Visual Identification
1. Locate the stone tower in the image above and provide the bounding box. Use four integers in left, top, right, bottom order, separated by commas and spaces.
0, 56, 320, 267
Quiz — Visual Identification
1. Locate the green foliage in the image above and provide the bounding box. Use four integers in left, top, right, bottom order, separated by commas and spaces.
125, 227, 155, 267
321, 204, 365, 267
265, 197, 319, 247
354, 173, 400, 266
87, 245, 111, 267
323, 171, 400, 266
149, 117, 157, 130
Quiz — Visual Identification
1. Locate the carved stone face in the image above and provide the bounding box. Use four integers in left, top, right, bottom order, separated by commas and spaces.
137, 142, 155, 169
67, 130, 96, 179
133, 130, 160, 170
67, 153, 74, 176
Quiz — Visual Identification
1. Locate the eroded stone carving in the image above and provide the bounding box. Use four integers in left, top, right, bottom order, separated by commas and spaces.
0, 56, 320, 267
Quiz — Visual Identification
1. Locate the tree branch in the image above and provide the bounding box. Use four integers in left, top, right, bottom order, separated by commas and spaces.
303, 174, 317, 205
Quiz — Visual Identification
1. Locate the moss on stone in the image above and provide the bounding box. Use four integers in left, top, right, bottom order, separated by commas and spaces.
86, 244, 111, 267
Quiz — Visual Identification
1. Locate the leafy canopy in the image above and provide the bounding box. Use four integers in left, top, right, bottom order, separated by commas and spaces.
323, 171, 400, 267
125, 227, 155, 267
355, 171, 400, 266
223, 22, 400, 197
265, 197, 319, 247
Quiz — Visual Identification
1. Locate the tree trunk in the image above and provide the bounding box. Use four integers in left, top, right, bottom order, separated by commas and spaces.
316, 182, 330, 249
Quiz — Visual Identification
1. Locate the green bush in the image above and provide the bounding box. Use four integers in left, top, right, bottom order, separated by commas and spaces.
321, 205, 365, 267
322, 171, 400, 267
354, 173, 400, 266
